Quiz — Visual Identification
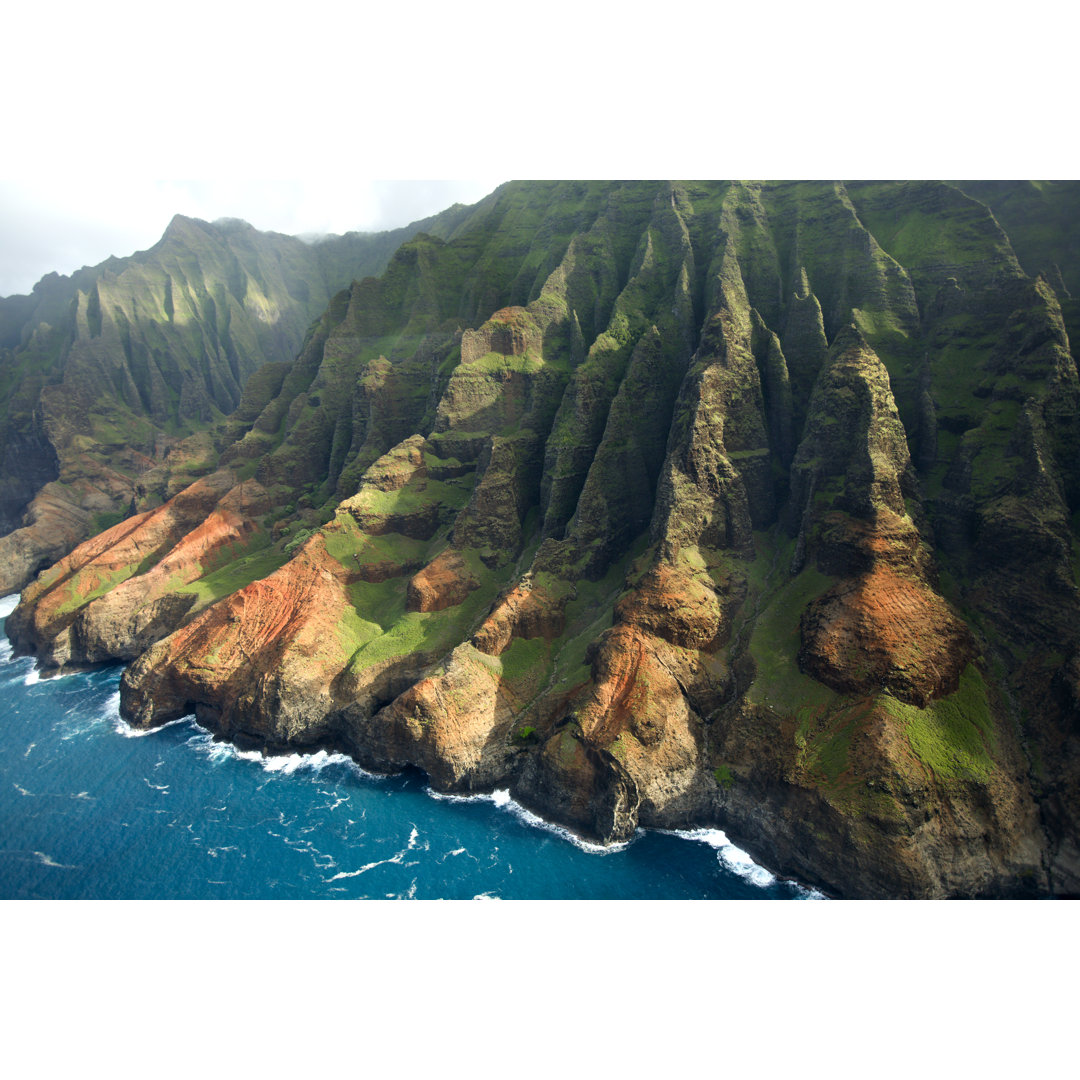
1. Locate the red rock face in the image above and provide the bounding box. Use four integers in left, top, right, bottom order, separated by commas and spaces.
361, 643, 525, 788
471, 582, 566, 655
121, 533, 353, 737
571, 622, 704, 825
69, 480, 272, 663
797, 508, 975, 705
799, 565, 976, 706
613, 564, 726, 650
406, 549, 479, 613
9, 472, 235, 658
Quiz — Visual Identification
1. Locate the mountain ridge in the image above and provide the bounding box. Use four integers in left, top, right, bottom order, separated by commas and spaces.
0, 200, 475, 593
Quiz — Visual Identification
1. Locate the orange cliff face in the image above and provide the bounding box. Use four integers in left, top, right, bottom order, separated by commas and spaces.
7, 472, 238, 667
406, 549, 480, 613
798, 509, 976, 706
119, 532, 356, 745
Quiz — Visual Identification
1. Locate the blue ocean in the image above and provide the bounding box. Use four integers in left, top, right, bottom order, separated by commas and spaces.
0, 594, 821, 900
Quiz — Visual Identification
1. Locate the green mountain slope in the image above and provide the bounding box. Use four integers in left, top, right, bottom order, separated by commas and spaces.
0, 201, 473, 590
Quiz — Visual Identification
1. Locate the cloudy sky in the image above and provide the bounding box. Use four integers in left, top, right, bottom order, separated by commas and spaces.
0, 178, 504, 297
4, 5, 1069, 300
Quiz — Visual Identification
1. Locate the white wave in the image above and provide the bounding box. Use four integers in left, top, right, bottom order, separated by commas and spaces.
33, 851, 76, 869
111, 701, 195, 740
0, 640, 12, 664
658, 826, 825, 895
13, 783, 33, 797
116, 710, 387, 789
25, 663, 82, 686
425, 788, 490, 804
473, 892, 501, 900
262, 752, 309, 774
0, 593, 20, 618
327, 852, 403, 881
427, 785, 634, 854
205, 846, 239, 861
24, 742, 34, 757
116, 718, 192, 739
719, 844, 777, 888
279, 834, 337, 870
659, 826, 732, 849
142, 778, 169, 793
326, 825, 420, 882
179, 725, 385, 782
658, 827, 775, 886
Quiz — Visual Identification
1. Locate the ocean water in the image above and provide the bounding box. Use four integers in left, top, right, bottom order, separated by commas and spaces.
0, 594, 821, 900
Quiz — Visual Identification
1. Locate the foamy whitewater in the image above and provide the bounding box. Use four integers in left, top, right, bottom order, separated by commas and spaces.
0, 594, 823, 899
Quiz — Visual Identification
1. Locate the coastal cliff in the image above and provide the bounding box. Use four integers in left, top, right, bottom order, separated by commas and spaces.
8, 180, 1080, 898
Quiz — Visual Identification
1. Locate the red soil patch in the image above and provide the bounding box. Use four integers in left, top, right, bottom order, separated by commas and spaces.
406, 549, 479, 613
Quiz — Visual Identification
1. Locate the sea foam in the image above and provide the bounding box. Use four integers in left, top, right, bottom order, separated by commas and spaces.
326, 824, 422, 882
188, 735, 385, 782
659, 827, 826, 898
426, 785, 635, 855
112, 709, 385, 784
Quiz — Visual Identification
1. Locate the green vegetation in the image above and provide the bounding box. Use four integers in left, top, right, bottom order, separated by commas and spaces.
350, 476, 471, 519
462, 350, 546, 376
175, 546, 289, 610
499, 636, 551, 686
743, 532, 838, 719
881, 665, 996, 781
52, 563, 143, 616
89, 510, 128, 535
321, 514, 428, 570
800, 698, 876, 788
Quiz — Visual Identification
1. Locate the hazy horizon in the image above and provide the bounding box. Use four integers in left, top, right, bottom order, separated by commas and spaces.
0, 179, 504, 299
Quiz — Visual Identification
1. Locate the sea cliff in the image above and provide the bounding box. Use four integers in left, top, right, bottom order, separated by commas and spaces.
8, 181, 1080, 898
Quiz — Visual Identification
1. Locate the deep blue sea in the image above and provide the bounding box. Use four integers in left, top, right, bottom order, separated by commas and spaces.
0, 594, 821, 900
